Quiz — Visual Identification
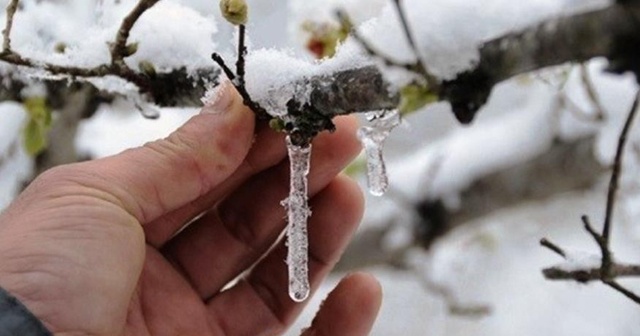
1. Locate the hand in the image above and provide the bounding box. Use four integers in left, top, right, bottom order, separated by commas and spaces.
0, 85, 382, 336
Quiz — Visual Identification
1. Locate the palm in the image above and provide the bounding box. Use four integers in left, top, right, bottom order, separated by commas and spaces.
0, 91, 381, 336
125, 248, 217, 335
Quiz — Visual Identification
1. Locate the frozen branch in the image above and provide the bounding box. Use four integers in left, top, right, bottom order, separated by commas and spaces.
299, 2, 640, 129
0, 68, 218, 107
540, 90, 640, 305
0, 2, 637, 130
0, 0, 215, 107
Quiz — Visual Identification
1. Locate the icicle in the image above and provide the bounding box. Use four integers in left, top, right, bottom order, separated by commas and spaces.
357, 110, 401, 196
282, 136, 312, 302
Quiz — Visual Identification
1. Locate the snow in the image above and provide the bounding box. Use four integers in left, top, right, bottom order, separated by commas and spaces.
282, 136, 313, 302
75, 101, 197, 158
554, 250, 602, 272
287, 189, 640, 336
355, 0, 611, 86
0, 102, 32, 210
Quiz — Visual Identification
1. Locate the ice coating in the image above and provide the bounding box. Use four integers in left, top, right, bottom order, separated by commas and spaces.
282, 136, 312, 302
358, 110, 401, 196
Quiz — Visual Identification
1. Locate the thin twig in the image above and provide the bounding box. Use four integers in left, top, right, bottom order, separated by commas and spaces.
604, 280, 640, 304
236, 24, 247, 86
111, 0, 160, 67
540, 238, 566, 258
541, 90, 640, 305
602, 91, 640, 244
335, 10, 417, 72
337, 4, 439, 90
2, 0, 19, 52
390, 0, 436, 86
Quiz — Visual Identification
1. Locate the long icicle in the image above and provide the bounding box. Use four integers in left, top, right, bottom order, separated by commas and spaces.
282, 136, 312, 302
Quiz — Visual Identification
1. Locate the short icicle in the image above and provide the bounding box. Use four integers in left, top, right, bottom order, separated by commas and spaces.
282, 136, 312, 302
358, 110, 401, 196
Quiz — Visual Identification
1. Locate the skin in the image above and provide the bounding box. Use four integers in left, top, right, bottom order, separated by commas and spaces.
0, 84, 382, 336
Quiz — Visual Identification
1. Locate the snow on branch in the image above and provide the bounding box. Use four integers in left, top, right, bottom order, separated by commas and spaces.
0, 0, 218, 107
301, 2, 640, 126
0, 2, 637, 123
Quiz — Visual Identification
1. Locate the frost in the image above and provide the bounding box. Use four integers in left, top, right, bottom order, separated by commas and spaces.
282, 136, 312, 302
358, 110, 401, 196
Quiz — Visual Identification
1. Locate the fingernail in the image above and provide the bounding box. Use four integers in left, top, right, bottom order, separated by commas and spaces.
201, 80, 235, 114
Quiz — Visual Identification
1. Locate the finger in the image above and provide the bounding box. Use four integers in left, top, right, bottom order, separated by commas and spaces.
162, 117, 361, 298
144, 120, 286, 246
68, 84, 255, 224
301, 273, 382, 336
206, 176, 365, 336
146, 116, 357, 247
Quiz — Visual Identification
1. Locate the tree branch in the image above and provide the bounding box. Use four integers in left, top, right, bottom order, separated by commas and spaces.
111, 0, 159, 67
2, 0, 19, 52
0, 0, 209, 106
540, 91, 640, 304
0, 2, 638, 130
543, 264, 640, 282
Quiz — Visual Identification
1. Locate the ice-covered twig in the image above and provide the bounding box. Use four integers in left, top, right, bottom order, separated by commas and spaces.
282, 136, 313, 302
358, 110, 401, 196
541, 90, 640, 305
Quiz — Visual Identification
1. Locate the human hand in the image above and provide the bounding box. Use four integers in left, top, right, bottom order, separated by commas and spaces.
0, 85, 382, 335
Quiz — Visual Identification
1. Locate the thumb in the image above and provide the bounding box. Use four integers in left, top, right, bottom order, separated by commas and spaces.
77, 83, 255, 223
302, 273, 383, 336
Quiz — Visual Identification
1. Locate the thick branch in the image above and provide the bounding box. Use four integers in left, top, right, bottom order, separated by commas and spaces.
302, 3, 640, 126
0, 68, 218, 107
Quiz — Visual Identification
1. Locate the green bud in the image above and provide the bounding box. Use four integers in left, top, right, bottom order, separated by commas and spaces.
398, 83, 438, 115
22, 97, 52, 156
268, 118, 286, 132
219, 0, 248, 26
138, 60, 156, 77
124, 42, 139, 57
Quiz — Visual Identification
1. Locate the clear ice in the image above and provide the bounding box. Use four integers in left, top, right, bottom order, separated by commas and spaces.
357, 110, 401, 196
282, 136, 312, 302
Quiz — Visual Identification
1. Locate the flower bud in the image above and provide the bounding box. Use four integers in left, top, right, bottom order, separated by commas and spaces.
219, 0, 248, 26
